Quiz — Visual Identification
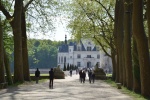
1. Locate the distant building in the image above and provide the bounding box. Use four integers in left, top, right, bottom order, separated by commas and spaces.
57, 35, 112, 72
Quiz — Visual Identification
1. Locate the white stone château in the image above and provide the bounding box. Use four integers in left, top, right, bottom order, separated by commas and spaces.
57, 35, 112, 72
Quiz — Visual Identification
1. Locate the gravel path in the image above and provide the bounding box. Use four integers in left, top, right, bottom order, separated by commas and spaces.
0, 74, 133, 100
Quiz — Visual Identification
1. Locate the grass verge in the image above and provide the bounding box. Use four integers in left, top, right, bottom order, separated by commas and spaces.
104, 79, 148, 100
30, 74, 49, 76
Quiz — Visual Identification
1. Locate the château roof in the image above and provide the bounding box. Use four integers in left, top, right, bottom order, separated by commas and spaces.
58, 39, 97, 52
58, 44, 68, 52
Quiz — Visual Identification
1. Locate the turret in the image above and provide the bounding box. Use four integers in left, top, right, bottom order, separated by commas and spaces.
65, 35, 67, 44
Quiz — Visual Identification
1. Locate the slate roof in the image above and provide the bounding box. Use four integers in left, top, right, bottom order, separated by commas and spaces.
80, 40, 86, 51
69, 42, 74, 46
58, 44, 68, 52
92, 46, 96, 51
58, 40, 97, 52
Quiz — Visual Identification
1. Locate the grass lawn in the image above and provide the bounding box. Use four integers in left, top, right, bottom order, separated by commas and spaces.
30, 74, 49, 76
106, 74, 112, 77
104, 79, 149, 100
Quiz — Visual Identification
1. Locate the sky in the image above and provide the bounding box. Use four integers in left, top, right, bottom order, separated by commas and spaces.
52, 18, 71, 41
27, 15, 71, 41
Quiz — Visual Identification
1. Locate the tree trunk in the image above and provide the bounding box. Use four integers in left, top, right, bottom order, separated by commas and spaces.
22, 5, 30, 81
133, 0, 150, 97
147, 0, 150, 48
123, 0, 133, 90
13, 0, 24, 83
111, 50, 116, 81
116, 0, 124, 83
4, 47, 13, 85
114, 0, 119, 83
132, 37, 141, 93
0, 15, 5, 83
122, 44, 126, 87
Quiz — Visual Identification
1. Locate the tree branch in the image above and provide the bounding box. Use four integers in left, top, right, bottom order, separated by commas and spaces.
92, 0, 115, 21
0, 2, 12, 20
93, 35, 111, 57
24, 0, 35, 11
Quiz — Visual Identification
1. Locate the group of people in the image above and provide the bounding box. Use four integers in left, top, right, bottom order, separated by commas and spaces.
35, 68, 96, 89
79, 69, 95, 83
88, 70, 95, 83
79, 70, 86, 83
35, 68, 54, 89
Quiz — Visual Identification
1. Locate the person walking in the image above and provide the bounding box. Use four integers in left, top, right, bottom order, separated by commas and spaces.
91, 72, 95, 83
49, 68, 54, 89
35, 68, 40, 84
88, 70, 92, 83
70, 70, 72, 77
82, 71, 86, 83
79, 70, 82, 83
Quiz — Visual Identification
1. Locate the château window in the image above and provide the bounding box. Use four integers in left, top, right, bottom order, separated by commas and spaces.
77, 54, 81, 58
59, 57, 60, 63
64, 57, 66, 63
61, 56, 63, 63
87, 46, 91, 51
88, 42, 91, 45
77, 62, 81, 67
97, 55, 100, 59
87, 55, 91, 58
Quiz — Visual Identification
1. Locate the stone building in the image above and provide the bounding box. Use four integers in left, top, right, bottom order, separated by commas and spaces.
57, 35, 112, 72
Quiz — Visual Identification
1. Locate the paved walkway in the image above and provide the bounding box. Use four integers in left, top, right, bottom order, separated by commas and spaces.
0, 74, 133, 100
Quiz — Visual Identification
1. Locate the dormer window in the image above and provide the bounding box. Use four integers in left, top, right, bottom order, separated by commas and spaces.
77, 46, 81, 51
88, 42, 91, 45
87, 46, 91, 51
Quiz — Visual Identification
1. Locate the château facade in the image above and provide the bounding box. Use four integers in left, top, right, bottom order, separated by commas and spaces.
57, 35, 101, 69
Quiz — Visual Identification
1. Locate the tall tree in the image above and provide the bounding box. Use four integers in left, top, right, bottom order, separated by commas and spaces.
148, 0, 150, 48
132, 38, 141, 93
123, 0, 133, 89
21, 2, 30, 81
0, 14, 6, 83
115, 0, 124, 83
132, 0, 150, 97
0, 0, 24, 83
114, 0, 120, 83
13, 0, 24, 82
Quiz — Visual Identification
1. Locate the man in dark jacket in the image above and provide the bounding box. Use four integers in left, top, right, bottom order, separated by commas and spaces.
82, 71, 86, 83
88, 70, 92, 83
79, 70, 82, 83
91, 72, 95, 83
49, 68, 54, 89
35, 68, 40, 84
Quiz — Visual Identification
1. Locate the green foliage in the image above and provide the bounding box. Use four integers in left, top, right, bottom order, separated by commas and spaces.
65, 0, 115, 56
67, 0, 114, 37
26, 0, 62, 34
27, 39, 62, 69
